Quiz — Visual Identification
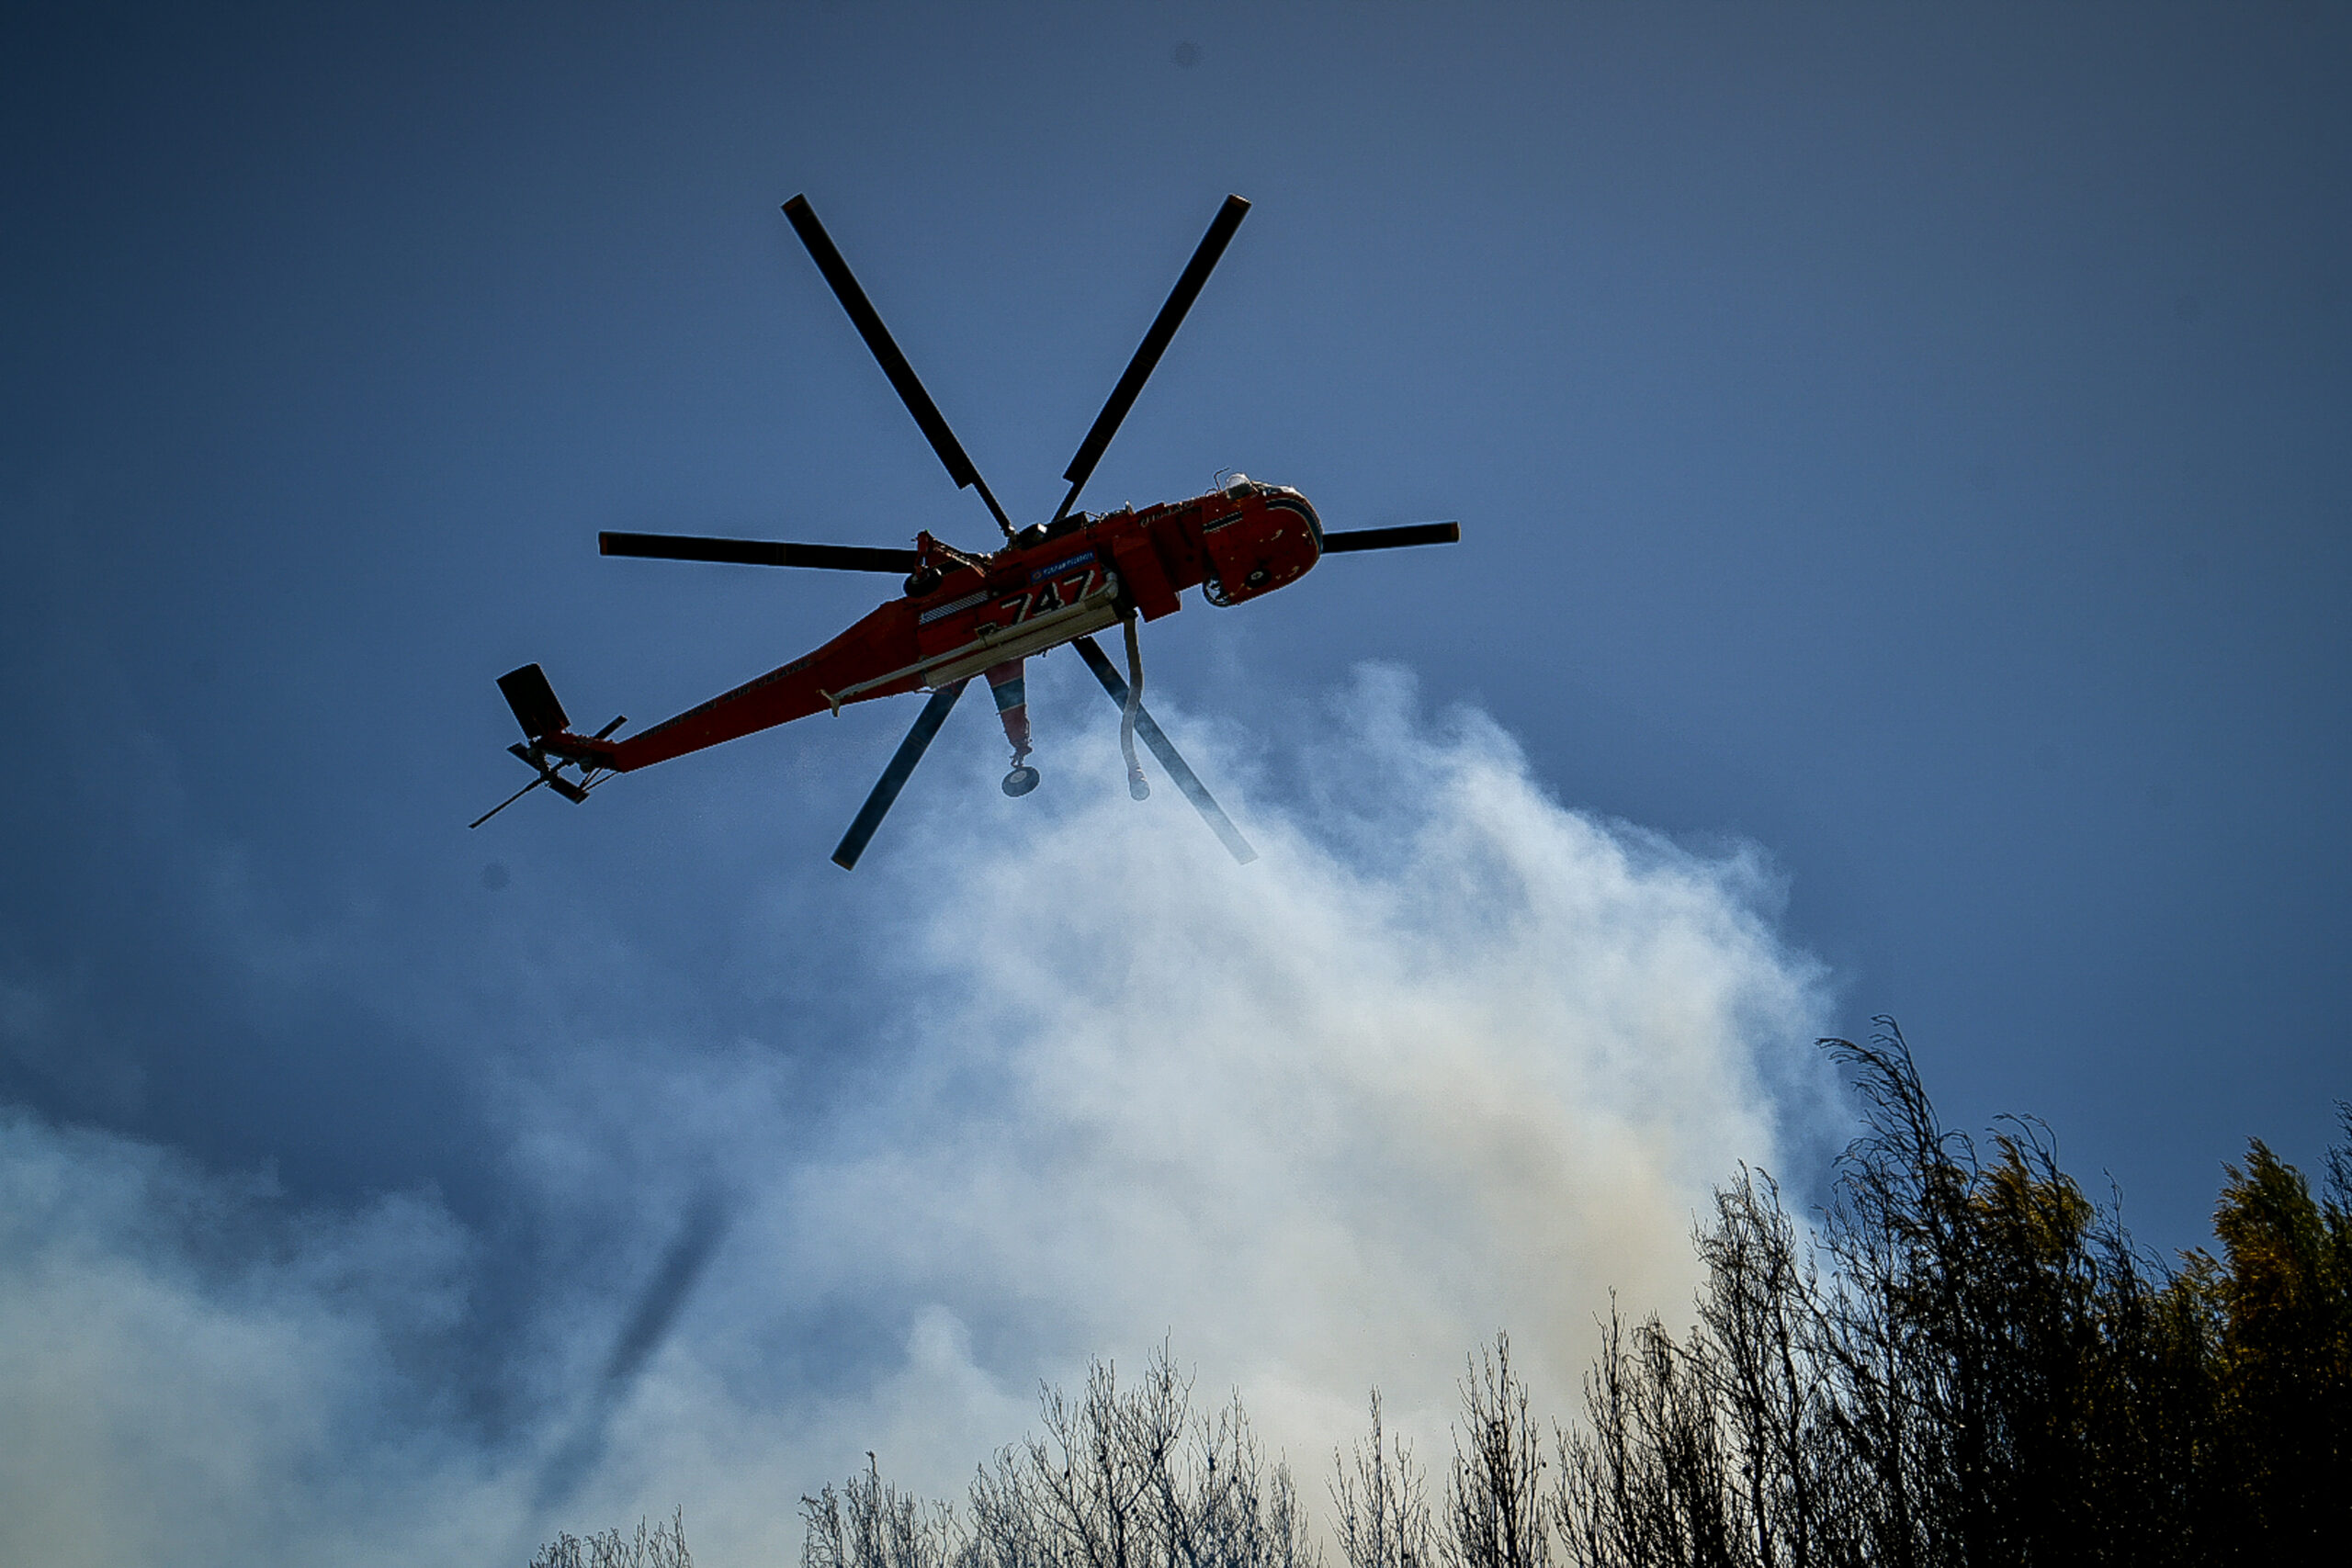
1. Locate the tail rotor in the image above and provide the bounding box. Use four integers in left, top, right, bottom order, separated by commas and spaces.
470, 664, 624, 829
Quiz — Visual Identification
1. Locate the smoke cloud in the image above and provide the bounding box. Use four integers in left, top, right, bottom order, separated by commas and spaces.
0, 670, 1835, 1566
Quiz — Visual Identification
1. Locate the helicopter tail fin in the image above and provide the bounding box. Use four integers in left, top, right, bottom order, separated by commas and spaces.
498, 663, 571, 741
471, 664, 624, 829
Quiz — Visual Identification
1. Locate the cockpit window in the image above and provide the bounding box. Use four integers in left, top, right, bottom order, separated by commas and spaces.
1264, 491, 1322, 546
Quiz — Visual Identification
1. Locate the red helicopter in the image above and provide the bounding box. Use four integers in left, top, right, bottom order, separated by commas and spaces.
475, 194, 1459, 867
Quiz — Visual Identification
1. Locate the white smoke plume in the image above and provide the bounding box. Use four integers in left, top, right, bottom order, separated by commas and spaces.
0, 670, 1835, 1566
0, 1110, 517, 1564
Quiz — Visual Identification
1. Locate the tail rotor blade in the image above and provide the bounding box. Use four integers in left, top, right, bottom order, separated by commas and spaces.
469, 775, 548, 830
1053, 195, 1251, 523
782, 196, 1013, 538
1319, 522, 1461, 553
832, 680, 970, 870
600, 532, 922, 573
1072, 636, 1256, 864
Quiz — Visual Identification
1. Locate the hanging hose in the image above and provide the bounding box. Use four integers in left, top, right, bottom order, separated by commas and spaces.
1120, 614, 1150, 801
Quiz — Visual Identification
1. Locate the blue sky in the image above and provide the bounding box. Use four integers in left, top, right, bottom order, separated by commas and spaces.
3, 3, 2347, 1562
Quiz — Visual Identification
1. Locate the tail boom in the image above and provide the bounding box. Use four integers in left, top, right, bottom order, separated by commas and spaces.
542, 605, 924, 774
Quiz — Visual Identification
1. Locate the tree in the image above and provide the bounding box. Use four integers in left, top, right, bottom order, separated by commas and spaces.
1331, 1390, 1435, 1568
1445, 1336, 1548, 1568
1555, 1305, 1743, 1568
531, 1508, 693, 1568
966, 1344, 1316, 1568
804, 1455, 964, 1568
811, 1348, 1317, 1568
2184, 1123, 2352, 1556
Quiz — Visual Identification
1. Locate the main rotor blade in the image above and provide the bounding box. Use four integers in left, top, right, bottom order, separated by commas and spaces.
1319, 522, 1462, 554
1053, 195, 1251, 523
832, 679, 970, 870
600, 532, 922, 573
782, 196, 1012, 538
1072, 635, 1256, 864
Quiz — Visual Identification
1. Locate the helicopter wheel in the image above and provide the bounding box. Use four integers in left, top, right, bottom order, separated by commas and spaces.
1001, 764, 1040, 797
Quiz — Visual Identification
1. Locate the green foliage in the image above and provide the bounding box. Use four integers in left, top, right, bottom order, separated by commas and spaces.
2168, 1122, 2352, 1556
1548, 1024, 2352, 1568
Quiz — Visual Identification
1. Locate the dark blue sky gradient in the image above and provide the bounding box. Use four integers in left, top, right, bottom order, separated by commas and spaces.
4, 0, 2347, 1275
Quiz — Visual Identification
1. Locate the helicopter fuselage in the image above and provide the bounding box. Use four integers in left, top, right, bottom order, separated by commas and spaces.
561, 480, 1322, 774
